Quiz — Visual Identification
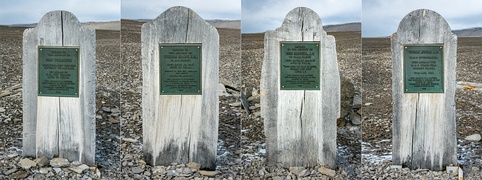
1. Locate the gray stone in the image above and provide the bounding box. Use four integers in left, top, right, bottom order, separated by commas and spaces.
229, 102, 241, 107
352, 92, 362, 110
152, 166, 166, 175
7, 153, 18, 158
131, 166, 144, 174
101, 107, 111, 112
111, 108, 120, 114
465, 134, 481, 142
187, 162, 201, 170
182, 167, 193, 174
166, 170, 179, 176
0, 107, 5, 113
53, 168, 62, 173
318, 166, 336, 177
19, 158, 37, 169
144, 170, 151, 176
35, 156, 49, 167
350, 111, 361, 125
5, 168, 18, 175
69, 164, 89, 174
50, 158, 70, 168
40, 168, 50, 174
199, 170, 218, 177
71, 161, 82, 166
340, 75, 355, 118
218, 84, 230, 97
10, 171, 28, 179
289, 167, 305, 175
298, 169, 310, 177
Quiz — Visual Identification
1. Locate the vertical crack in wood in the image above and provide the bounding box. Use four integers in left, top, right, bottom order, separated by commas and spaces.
300, 90, 305, 160
186, 98, 192, 162
61, 11, 64, 46
411, 93, 420, 167
300, 9, 304, 41
185, 9, 190, 43
58, 11, 64, 155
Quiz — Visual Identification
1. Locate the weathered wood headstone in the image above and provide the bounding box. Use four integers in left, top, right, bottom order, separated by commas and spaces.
260, 7, 339, 168
141, 6, 219, 169
23, 11, 96, 165
391, 9, 457, 170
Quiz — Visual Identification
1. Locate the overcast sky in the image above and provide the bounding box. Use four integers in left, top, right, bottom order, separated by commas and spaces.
363, 0, 482, 37
242, 0, 361, 33
121, 0, 241, 20
0, 0, 120, 25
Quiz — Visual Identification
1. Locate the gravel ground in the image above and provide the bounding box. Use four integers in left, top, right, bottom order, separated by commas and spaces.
2, 19, 480, 179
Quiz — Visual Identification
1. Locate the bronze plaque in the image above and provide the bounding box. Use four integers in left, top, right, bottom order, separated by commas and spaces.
38, 47, 79, 97
404, 45, 444, 93
160, 44, 202, 95
280, 42, 320, 90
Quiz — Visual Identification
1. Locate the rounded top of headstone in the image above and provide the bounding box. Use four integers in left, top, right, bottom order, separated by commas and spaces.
394, 9, 455, 43
281, 7, 323, 28
39, 10, 80, 24
152, 6, 201, 22
145, 6, 216, 33
397, 9, 452, 33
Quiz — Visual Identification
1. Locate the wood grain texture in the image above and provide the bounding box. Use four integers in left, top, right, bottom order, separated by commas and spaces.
23, 11, 96, 165
391, 9, 457, 170
260, 7, 339, 168
141, 6, 219, 169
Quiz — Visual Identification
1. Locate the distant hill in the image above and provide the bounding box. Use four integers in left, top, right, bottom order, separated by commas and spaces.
453, 27, 482, 37
9, 21, 120, 31
81, 21, 120, 31
9, 23, 36, 28
206, 20, 240, 29
324, 22, 361, 32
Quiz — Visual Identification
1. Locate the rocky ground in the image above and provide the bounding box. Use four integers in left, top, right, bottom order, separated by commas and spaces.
362, 37, 482, 179
240, 31, 363, 179
0, 25, 121, 178
2, 19, 480, 179
119, 19, 242, 179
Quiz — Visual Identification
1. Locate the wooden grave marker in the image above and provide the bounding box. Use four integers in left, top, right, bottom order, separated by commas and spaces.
141, 6, 219, 169
260, 7, 339, 168
391, 9, 457, 170
23, 10, 96, 165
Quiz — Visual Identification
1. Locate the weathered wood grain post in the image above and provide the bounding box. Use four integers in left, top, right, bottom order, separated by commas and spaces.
23, 11, 96, 165
260, 7, 339, 168
391, 9, 457, 170
141, 6, 219, 169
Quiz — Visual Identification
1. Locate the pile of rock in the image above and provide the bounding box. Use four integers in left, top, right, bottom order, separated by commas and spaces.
1, 154, 100, 179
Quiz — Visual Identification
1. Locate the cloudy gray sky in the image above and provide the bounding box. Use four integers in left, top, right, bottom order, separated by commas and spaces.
363, 0, 482, 37
121, 0, 241, 20
0, 0, 120, 25
242, 0, 362, 33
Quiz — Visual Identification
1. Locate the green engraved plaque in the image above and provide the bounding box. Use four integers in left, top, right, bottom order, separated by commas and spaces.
160, 44, 202, 95
280, 42, 320, 90
404, 45, 444, 93
38, 47, 79, 97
